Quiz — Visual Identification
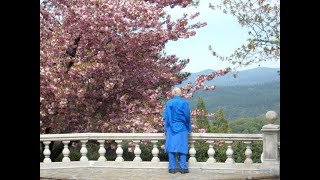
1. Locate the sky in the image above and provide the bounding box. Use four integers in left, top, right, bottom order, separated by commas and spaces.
164, 0, 280, 73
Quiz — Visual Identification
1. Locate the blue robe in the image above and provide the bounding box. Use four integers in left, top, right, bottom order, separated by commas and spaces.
164, 96, 192, 154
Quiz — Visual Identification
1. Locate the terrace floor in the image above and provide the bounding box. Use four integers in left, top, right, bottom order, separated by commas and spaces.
40, 167, 280, 180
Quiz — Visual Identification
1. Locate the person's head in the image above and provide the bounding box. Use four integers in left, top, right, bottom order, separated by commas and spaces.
172, 87, 182, 97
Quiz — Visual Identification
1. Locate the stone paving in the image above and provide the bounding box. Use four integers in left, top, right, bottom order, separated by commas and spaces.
40, 168, 280, 180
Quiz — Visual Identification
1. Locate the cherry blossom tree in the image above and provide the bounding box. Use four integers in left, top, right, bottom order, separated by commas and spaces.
40, 0, 231, 134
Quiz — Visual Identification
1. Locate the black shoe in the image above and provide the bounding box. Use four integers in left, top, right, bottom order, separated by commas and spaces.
169, 169, 177, 174
180, 169, 189, 174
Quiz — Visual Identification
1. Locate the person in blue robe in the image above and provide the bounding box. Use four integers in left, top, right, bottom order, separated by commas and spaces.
163, 87, 192, 174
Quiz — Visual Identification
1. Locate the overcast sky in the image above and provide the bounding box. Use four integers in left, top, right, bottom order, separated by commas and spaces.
164, 0, 280, 73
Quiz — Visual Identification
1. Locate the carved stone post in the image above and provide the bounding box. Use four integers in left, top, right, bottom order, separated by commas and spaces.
244, 141, 253, 164
80, 140, 88, 162
133, 140, 142, 162
43, 141, 51, 163
188, 141, 197, 163
151, 140, 160, 162
115, 140, 124, 162
206, 140, 216, 163
225, 141, 234, 164
97, 140, 106, 162
62, 141, 71, 162
260, 111, 280, 174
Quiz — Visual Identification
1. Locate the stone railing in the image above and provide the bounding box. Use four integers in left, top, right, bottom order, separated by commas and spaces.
40, 124, 279, 174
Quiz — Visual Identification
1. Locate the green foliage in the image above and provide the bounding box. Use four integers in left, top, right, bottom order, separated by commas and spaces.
69, 151, 81, 161
195, 97, 210, 129
55, 146, 81, 162
157, 140, 169, 161
192, 141, 262, 163
187, 82, 280, 121
210, 107, 230, 133
229, 117, 267, 134
87, 142, 100, 160
214, 144, 228, 162
54, 141, 99, 162
120, 141, 135, 161
252, 141, 263, 163
232, 141, 246, 163
229, 114, 280, 134
221, 141, 262, 163
194, 140, 209, 162
196, 96, 207, 110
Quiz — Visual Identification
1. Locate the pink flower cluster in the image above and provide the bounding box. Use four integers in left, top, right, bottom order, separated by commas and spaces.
40, 0, 227, 134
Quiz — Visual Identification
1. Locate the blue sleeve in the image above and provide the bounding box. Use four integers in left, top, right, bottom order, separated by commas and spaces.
164, 103, 170, 131
184, 102, 192, 133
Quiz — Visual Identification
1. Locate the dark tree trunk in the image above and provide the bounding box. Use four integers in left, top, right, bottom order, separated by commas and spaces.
64, 36, 81, 73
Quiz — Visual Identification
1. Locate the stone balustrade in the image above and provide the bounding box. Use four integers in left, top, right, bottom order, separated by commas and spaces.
40, 126, 279, 175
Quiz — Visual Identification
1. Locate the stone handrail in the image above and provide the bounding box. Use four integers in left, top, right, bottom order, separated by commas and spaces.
40, 133, 263, 164
40, 112, 279, 176
40, 133, 263, 141
41, 133, 263, 165
40, 125, 279, 174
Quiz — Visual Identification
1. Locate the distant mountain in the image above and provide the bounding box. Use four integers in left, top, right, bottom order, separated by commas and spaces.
187, 81, 280, 121
179, 67, 280, 87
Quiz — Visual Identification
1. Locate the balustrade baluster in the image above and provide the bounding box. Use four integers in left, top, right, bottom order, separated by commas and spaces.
115, 140, 124, 162
98, 140, 106, 162
133, 140, 142, 162
151, 140, 160, 162
62, 141, 70, 162
43, 141, 51, 163
80, 140, 88, 162
206, 140, 216, 163
225, 141, 235, 164
188, 141, 197, 162
244, 141, 253, 164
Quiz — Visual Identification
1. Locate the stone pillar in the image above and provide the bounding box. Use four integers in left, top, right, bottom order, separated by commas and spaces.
62, 141, 71, 162
115, 140, 124, 162
225, 141, 235, 164
261, 111, 280, 173
188, 141, 197, 163
244, 141, 253, 164
97, 140, 106, 162
43, 141, 51, 163
133, 140, 142, 162
151, 140, 160, 162
206, 140, 216, 163
80, 140, 88, 162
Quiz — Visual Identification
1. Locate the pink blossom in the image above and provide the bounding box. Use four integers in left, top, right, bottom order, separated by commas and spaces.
160, 145, 165, 149
198, 128, 206, 133
40, 0, 224, 134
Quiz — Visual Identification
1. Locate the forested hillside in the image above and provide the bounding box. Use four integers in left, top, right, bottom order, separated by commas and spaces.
187, 81, 280, 121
